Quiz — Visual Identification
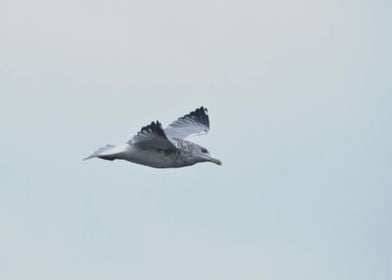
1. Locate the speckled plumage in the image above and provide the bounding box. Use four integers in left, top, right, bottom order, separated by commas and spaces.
85, 107, 222, 168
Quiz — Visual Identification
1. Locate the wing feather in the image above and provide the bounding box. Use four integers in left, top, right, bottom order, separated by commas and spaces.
164, 107, 210, 139
129, 121, 176, 150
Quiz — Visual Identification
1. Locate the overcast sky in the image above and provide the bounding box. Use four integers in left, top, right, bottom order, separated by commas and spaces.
1, 0, 391, 279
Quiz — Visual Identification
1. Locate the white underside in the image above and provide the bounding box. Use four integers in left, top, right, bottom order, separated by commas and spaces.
95, 143, 182, 168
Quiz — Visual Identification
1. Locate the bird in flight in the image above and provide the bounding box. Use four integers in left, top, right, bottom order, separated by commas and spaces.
84, 107, 222, 168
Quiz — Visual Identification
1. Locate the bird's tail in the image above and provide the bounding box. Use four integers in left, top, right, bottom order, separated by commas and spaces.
83, 144, 116, 161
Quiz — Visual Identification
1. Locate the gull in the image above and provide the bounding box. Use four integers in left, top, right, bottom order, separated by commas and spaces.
84, 107, 222, 168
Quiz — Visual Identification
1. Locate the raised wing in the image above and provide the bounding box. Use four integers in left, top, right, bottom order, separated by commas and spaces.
129, 121, 177, 150
164, 107, 210, 139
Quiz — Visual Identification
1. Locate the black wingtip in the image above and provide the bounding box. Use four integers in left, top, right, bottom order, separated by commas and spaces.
139, 120, 166, 138
199, 106, 208, 113
191, 106, 209, 129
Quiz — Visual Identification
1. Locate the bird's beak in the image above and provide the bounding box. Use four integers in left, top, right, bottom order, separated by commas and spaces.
207, 155, 222, 166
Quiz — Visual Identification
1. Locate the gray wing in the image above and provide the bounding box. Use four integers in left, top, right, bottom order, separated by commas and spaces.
129, 121, 177, 150
164, 107, 210, 139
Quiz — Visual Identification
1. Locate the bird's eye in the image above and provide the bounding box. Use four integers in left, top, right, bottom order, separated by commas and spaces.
201, 148, 209, 153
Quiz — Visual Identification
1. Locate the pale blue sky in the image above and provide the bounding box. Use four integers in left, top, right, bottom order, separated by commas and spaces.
1, 0, 391, 279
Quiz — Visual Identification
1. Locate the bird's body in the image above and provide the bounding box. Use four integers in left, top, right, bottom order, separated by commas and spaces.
85, 107, 221, 168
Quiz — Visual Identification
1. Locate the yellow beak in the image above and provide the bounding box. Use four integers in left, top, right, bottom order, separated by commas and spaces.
210, 157, 222, 166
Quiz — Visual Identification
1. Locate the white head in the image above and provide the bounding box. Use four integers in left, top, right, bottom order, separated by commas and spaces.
195, 145, 222, 166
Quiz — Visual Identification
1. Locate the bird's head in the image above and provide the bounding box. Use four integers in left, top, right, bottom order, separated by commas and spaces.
196, 145, 222, 166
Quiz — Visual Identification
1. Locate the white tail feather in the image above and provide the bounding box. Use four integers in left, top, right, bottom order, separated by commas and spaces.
83, 144, 116, 160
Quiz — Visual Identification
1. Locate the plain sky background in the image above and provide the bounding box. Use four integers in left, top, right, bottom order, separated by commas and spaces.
1, 0, 391, 279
